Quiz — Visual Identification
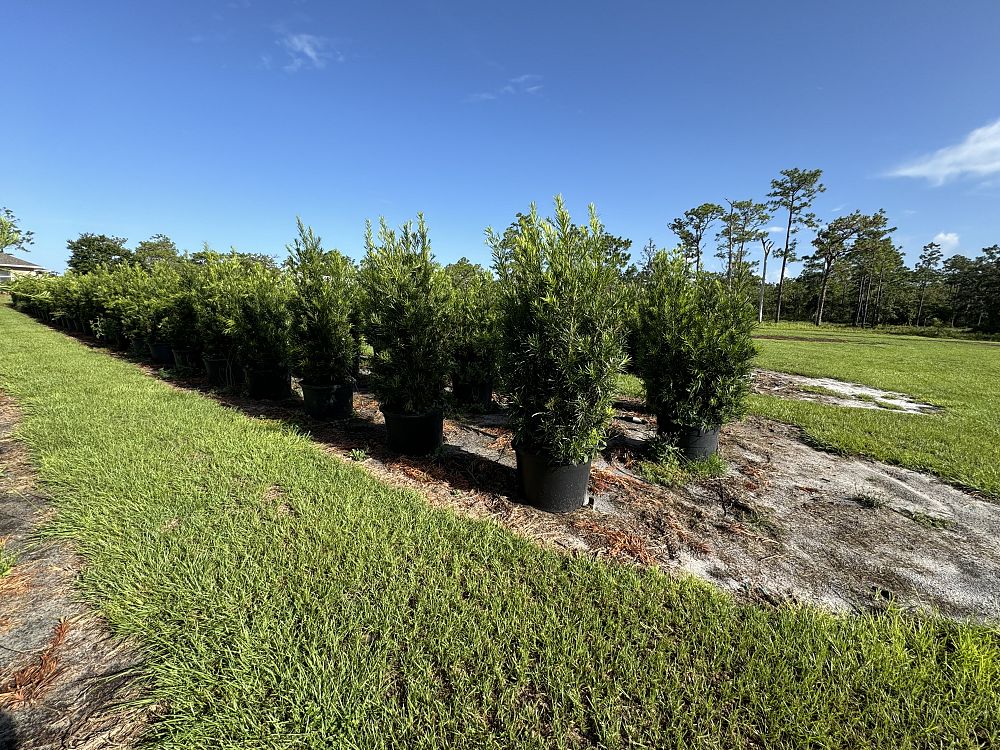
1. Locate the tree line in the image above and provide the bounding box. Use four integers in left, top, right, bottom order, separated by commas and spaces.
665, 168, 1000, 333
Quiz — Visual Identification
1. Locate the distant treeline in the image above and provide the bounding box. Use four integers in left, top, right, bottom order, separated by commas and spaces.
662, 168, 1000, 333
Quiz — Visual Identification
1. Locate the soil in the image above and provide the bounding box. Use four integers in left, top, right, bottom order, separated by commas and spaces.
753, 369, 940, 413
0, 397, 154, 749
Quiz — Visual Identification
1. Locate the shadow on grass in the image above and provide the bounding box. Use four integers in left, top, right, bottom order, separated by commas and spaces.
49, 324, 522, 504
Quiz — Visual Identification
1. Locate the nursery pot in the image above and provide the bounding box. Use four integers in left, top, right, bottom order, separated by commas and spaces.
382, 409, 443, 456
128, 338, 148, 358
301, 381, 355, 420
452, 377, 494, 407
203, 355, 232, 386
515, 446, 592, 513
658, 419, 721, 461
245, 366, 292, 400
171, 347, 195, 370
148, 341, 175, 367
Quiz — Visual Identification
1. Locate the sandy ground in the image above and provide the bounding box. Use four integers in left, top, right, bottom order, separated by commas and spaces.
0, 398, 154, 750
753, 369, 939, 413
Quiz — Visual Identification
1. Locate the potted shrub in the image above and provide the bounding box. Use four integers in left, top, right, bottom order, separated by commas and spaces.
489, 197, 629, 512
286, 219, 358, 419
636, 250, 757, 459
160, 263, 200, 370
146, 262, 182, 366
231, 261, 293, 399
102, 264, 157, 354
359, 214, 453, 456
191, 253, 244, 386
445, 259, 501, 407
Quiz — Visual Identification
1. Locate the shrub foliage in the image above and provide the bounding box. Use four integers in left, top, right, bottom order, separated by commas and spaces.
489, 197, 628, 465
445, 258, 501, 387
637, 251, 757, 429
286, 219, 357, 385
358, 214, 453, 414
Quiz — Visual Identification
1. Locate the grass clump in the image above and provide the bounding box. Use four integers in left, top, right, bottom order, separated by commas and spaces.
639, 439, 727, 487
1, 306, 998, 748
0, 545, 15, 578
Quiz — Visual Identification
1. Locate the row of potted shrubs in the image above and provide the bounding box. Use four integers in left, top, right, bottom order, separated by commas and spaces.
7, 198, 757, 512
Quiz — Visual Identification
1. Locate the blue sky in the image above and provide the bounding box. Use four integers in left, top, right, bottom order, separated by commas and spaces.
3, 0, 1000, 275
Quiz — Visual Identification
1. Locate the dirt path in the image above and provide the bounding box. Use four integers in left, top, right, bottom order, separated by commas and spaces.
0, 397, 152, 750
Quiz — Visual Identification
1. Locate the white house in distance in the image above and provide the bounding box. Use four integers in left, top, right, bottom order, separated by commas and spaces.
0, 252, 49, 283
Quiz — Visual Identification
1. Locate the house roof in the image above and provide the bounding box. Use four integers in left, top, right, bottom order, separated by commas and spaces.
0, 252, 46, 270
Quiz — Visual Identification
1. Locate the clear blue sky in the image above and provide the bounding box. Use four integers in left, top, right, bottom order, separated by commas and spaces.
3, 0, 999, 275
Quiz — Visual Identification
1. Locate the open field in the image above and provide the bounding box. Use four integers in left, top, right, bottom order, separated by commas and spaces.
749, 323, 1000, 498
2, 308, 999, 747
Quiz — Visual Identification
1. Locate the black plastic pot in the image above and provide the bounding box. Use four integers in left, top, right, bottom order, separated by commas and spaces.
128, 338, 148, 358
203, 355, 232, 387
658, 419, 721, 460
452, 378, 494, 407
382, 409, 443, 456
245, 366, 291, 400
171, 347, 195, 370
301, 381, 354, 420
148, 341, 175, 367
515, 446, 592, 513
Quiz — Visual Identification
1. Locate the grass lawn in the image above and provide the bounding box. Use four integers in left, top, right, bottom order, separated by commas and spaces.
751, 322, 1000, 498
1, 306, 999, 748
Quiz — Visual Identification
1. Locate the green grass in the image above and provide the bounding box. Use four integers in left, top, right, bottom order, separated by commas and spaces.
1, 306, 999, 748
751, 322, 1000, 498
638, 443, 727, 488
0, 545, 15, 578
615, 372, 645, 401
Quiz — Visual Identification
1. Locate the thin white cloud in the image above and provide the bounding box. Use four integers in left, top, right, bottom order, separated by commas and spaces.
931, 232, 959, 253
766, 226, 785, 234
889, 117, 1000, 185
466, 73, 544, 103
278, 32, 341, 72
830, 203, 846, 214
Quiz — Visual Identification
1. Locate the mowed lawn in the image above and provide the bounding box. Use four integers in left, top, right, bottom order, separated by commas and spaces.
1, 306, 999, 748
750, 322, 1000, 498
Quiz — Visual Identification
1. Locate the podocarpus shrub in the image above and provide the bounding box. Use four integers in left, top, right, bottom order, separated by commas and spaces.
229, 261, 293, 371
489, 197, 629, 467
358, 214, 453, 416
191, 253, 245, 360
146, 262, 183, 346
103, 264, 158, 345
445, 259, 500, 403
158, 262, 200, 355
636, 250, 757, 432
286, 219, 357, 386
